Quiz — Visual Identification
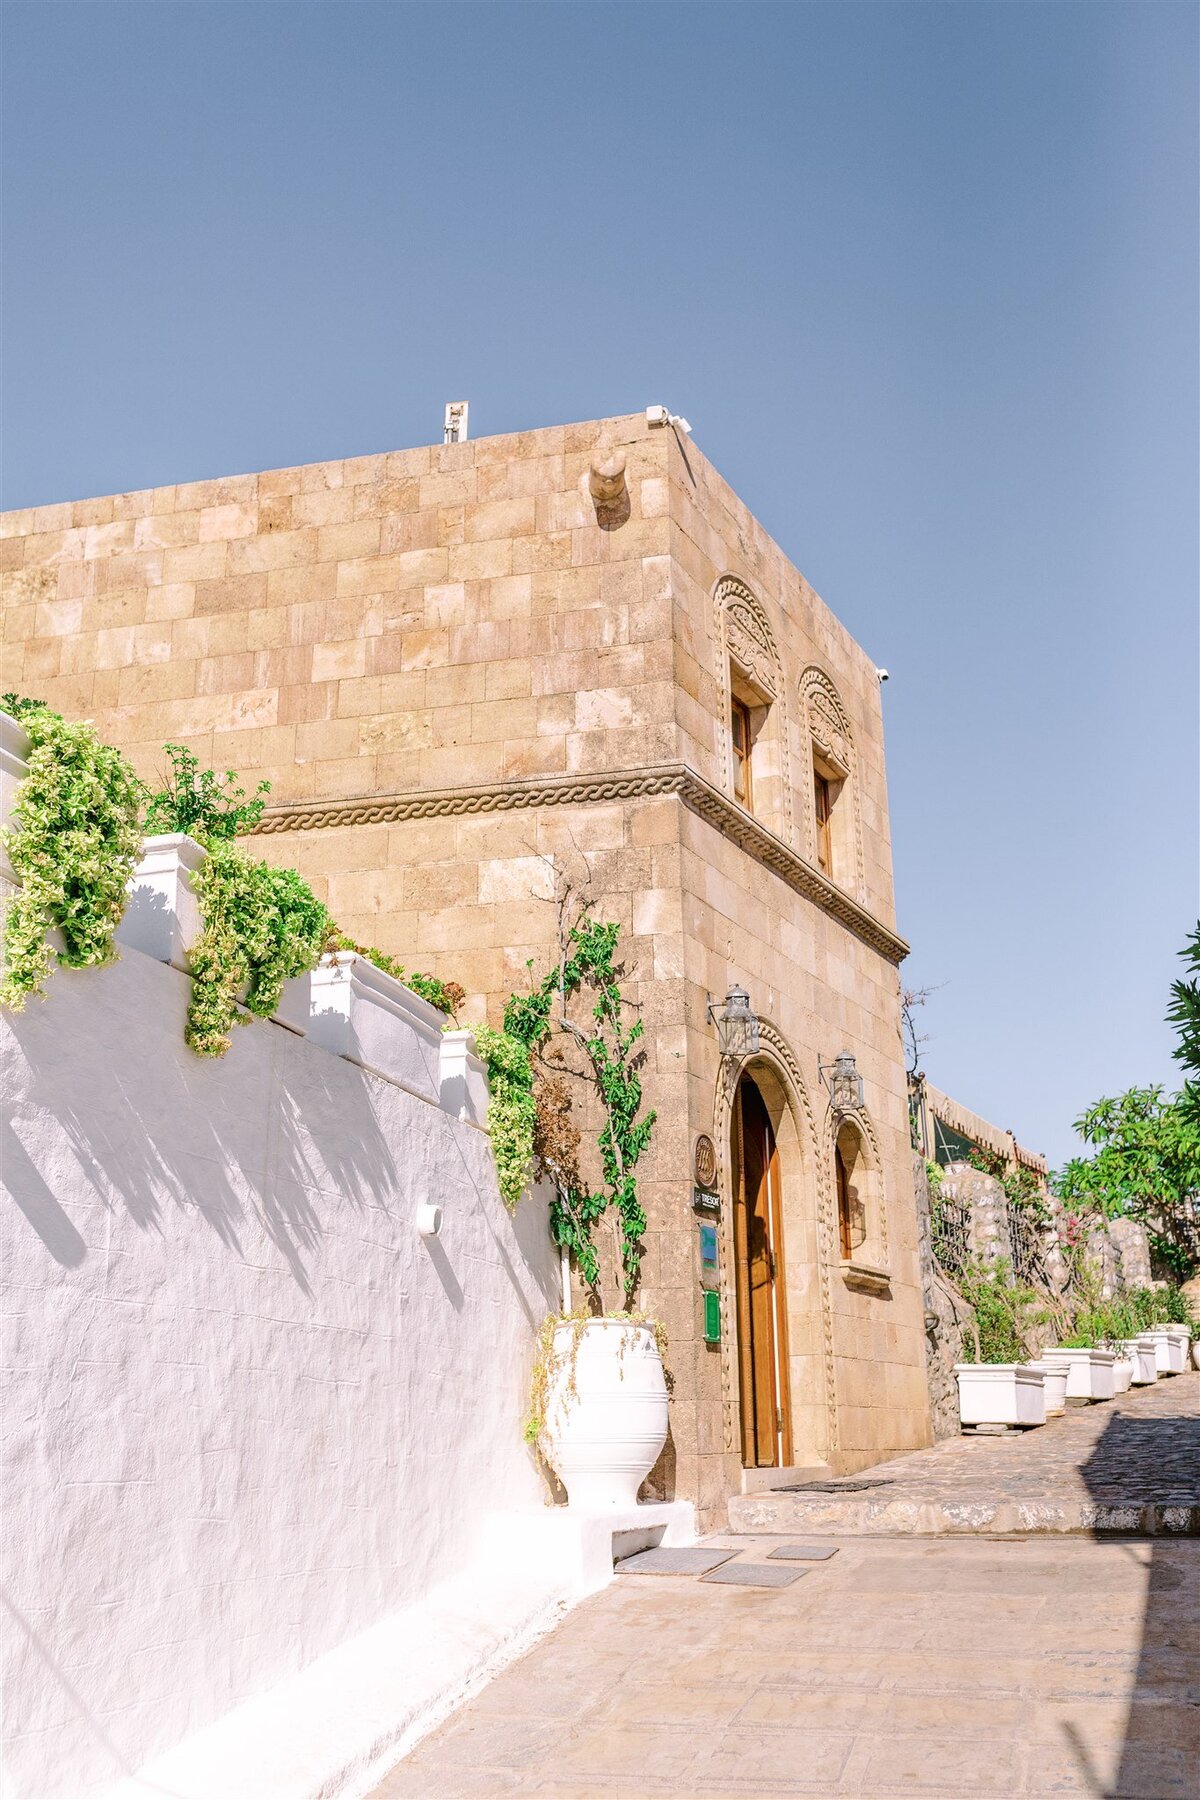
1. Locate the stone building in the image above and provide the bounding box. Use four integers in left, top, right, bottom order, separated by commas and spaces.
0, 409, 932, 1519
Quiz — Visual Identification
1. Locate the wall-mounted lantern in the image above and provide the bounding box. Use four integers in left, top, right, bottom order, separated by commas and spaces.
819, 1049, 864, 1114
707, 984, 760, 1061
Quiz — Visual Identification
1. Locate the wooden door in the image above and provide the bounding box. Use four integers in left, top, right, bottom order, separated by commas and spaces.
733, 1076, 792, 1468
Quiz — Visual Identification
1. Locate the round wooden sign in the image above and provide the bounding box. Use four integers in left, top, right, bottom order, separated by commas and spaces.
693, 1133, 718, 1191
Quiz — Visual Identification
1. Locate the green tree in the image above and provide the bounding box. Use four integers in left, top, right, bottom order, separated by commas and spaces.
1056, 1086, 1200, 1280
1167, 922, 1200, 1130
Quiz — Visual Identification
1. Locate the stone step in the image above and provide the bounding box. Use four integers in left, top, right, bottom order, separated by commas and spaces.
737, 1461, 833, 1494
726, 1489, 1200, 1537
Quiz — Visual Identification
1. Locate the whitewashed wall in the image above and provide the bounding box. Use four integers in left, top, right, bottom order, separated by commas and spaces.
1, 948, 560, 1798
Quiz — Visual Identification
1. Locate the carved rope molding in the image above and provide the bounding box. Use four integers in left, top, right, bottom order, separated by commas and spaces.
251, 762, 909, 966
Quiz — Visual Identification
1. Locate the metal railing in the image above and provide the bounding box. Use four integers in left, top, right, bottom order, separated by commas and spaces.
930, 1190, 972, 1278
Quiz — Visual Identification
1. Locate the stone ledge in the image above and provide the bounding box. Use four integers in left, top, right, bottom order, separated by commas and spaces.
252, 762, 910, 965
726, 1492, 1200, 1537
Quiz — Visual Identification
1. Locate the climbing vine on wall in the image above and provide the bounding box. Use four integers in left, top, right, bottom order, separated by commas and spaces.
0, 695, 144, 1010
472, 1022, 539, 1212
504, 889, 656, 1304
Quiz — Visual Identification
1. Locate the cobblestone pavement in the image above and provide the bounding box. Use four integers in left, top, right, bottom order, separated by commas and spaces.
372, 1379, 1200, 1799
372, 1536, 1199, 1799
730, 1374, 1200, 1536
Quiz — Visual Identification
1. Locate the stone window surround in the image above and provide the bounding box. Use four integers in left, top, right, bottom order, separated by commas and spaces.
832, 1107, 892, 1294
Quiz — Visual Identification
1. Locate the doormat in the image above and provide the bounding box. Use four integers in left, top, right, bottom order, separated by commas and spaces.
782, 1479, 894, 1493
767, 1544, 840, 1561
617, 1547, 735, 1577
700, 1562, 806, 1588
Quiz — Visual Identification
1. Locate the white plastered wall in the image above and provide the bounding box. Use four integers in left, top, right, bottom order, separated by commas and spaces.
1, 948, 562, 1799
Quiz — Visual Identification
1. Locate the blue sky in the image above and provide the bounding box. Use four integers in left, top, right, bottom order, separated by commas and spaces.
2, 2, 1196, 1165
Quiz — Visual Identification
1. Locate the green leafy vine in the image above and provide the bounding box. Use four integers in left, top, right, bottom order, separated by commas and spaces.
505, 891, 656, 1305
472, 1022, 538, 1212
1, 695, 144, 1010
186, 844, 330, 1057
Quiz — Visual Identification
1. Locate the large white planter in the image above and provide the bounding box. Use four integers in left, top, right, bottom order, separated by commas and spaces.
1112, 1353, 1134, 1394
308, 952, 444, 1100
439, 1029, 489, 1126
1143, 1328, 1187, 1375
1152, 1326, 1190, 1374
542, 1320, 669, 1507
954, 1364, 1046, 1429
1028, 1360, 1069, 1416
1193, 1339, 1200, 1372
0, 710, 31, 886
1121, 1338, 1159, 1386
118, 835, 310, 1035
1040, 1347, 1117, 1402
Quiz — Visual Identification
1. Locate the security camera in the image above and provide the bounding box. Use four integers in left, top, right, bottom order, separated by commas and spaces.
646, 406, 693, 437
876, 668, 890, 683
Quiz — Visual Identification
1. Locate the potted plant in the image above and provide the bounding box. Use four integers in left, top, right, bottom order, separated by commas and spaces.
508, 887, 668, 1507
1147, 1324, 1189, 1375
954, 1361, 1047, 1429
952, 1260, 1049, 1430
1120, 1336, 1159, 1386
1039, 1341, 1117, 1403
1027, 1357, 1069, 1416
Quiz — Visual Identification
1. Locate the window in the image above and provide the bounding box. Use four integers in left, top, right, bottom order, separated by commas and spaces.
835, 1135, 867, 1259
813, 769, 833, 874
731, 696, 754, 811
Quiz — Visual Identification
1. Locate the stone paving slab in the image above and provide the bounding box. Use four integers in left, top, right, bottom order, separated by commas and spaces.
698, 1560, 805, 1588
767, 1543, 840, 1561
616, 1546, 733, 1577
370, 1535, 1200, 1799
729, 1373, 1200, 1537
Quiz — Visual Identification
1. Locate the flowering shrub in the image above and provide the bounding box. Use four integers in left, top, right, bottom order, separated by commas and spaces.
186, 845, 330, 1056
0, 696, 144, 1010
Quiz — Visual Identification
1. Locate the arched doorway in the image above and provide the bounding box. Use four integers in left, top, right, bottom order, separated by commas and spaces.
731, 1072, 792, 1468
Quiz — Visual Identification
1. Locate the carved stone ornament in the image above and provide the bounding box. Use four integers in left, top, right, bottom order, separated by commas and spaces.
724, 598, 778, 698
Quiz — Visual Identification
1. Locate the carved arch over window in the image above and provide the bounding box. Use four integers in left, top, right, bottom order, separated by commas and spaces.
714, 577, 793, 842
830, 1103, 891, 1288
798, 665, 865, 897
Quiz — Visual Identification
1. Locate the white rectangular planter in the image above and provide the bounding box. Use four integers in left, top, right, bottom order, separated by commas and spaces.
0, 710, 31, 886
954, 1364, 1046, 1429
439, 1029, 489, 1127
1039, 1348, 1117, 1402
118, 834, 207, 972
1147, 1327, 1189, 1375
1121, 1337, 1159, 1385
1028, 1360, 1069, 1416
308, 952, 445, 1100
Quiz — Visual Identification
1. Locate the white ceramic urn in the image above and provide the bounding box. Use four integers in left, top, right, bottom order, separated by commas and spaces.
541, 1319, 668, 1508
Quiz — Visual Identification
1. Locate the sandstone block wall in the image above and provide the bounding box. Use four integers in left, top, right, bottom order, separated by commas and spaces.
1, 412, 932, 1516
